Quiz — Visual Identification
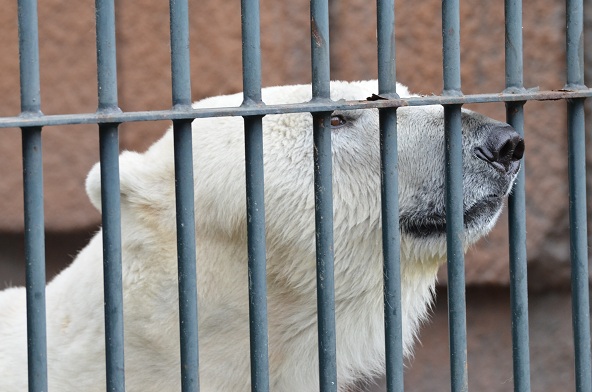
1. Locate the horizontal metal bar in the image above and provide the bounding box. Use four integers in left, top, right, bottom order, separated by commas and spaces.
1, 89, 591, 129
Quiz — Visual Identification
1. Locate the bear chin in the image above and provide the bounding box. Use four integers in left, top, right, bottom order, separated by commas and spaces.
400, 194, 505, 238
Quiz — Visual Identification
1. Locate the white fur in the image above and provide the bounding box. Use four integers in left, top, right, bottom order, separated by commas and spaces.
0, 80, 514, 391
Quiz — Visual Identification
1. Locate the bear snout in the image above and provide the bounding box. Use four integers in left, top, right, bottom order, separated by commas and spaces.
473, 125, 525, 175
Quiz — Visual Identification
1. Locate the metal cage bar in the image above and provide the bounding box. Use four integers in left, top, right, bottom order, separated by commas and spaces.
566, 2, 591, 390
17, 1, 48, 391
442, 1, 468, 391
240, 0, 270, 391
504, 1, 531, 392
310, 0, 337, 390
169, 1, 200, 391
3, 89, 592, 129
95, 0, 125, 390
376, 0, 404, 391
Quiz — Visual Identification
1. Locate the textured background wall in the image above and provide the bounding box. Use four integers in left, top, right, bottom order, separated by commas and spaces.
0, 0, 589, 390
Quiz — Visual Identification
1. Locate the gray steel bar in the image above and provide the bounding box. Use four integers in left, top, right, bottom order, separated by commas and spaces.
95, 0, 125, 390
444, 105, 468, 392
310, 0, 330, 100
243, 116, 269, 392
22, 128, 47, 392
172, 120, 199, 392
18, 1, 48, 391
566, 0, 586, 90
567, 99, 592, 392
95, 0, 118, 112
442, 1, 468, 391
379, 110, 403, 392
504, 0, 523, 91
170, 0, 192, 108
5, 90, 592, 129
241, 0, 263, 104
241, 0, 270, 391
313, 113, 337, 392
18, 0, 41, 115
504, 1, 531, 391
169, 1, 200, 390
377, 0, 397, 95
566, 1, 592, 391
442, 0, 461, 95
506, 105, 530, 392
98, 123, 125, 392
376, 1, 404, 391
310, 0, 337, 390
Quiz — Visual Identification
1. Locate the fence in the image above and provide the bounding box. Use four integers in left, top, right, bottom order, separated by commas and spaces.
2, 0, 591, 391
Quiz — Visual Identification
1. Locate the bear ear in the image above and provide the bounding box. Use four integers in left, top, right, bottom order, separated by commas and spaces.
85, 151, 155, 212
85, 161, 103, 212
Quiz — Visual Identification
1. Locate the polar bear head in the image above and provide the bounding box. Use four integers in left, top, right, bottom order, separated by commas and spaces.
86, 80, 523, 292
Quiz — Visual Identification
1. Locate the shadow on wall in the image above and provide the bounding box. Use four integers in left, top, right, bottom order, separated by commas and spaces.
0, 230, 97, 288
359, 287, 578, 392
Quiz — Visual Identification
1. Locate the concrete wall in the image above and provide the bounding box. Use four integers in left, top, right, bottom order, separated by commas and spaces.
0, 0, 590, 390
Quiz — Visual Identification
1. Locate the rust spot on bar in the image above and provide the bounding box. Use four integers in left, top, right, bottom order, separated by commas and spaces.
311, 17, 323, 47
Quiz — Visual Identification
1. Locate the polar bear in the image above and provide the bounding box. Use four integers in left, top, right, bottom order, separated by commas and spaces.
0, 80, 523, 391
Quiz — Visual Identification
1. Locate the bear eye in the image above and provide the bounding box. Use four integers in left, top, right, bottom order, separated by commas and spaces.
330, 114, 347, 127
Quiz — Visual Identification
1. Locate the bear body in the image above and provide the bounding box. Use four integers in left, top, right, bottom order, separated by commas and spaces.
0, 80, 522, 391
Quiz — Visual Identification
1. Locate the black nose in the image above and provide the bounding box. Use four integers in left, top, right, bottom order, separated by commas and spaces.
474, 125, 524, 174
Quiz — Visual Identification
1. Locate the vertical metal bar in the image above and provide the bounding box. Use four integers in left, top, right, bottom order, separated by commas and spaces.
442, 0, 461, 96
18, 0, 41, 115
376, 1, 403, 391
95, 0, 119, 113
567, 99, 591, 392
310, 1, 336, 390
310, 0, 331, 100
506, 105, 530, 392
21, 128, 47, 392
566, 3, 591, 389
95, 0, 125, 390
442, 1, 467, 391
313, 113, 337, 392
172, 120, 199, 392
504, 1, 531, 391
169, 0, 199, 391
241, 0, 270, 391
17, 1, 48, 391
504, 0, 524, 91
443, 105, 467, 392
98, 123, 124, 392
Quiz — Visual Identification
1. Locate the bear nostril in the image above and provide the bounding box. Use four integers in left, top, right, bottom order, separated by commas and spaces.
513, 140, 525, 160
474, 125, 524, 173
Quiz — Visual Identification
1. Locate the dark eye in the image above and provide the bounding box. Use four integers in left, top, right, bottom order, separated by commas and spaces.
330, 115, 347, 127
